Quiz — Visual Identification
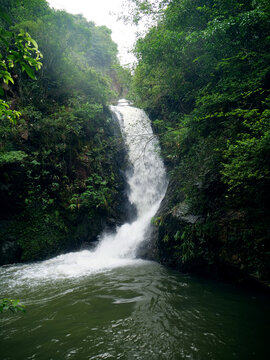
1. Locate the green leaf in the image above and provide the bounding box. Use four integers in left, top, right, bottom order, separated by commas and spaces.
28, 37, 38, 49
22, 63, 36, 80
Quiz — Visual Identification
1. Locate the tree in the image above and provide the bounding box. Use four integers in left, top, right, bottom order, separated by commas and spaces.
0, 7, 42, 123
131, 0, 270, 278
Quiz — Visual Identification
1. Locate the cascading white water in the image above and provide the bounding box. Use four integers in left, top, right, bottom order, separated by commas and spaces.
95, 99, 167, 259
1, 100, 167, 283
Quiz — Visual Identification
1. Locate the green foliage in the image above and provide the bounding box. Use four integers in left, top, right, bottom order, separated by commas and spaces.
0, 150, 27, 164
132, 0, 270, 279
222, 106, 270, 194
14, 207, 68, 261
73, 174, 114, 213
4, 30, 43, 79
9, 8, 118, 106
0, 19, 42, 123
0, 1, 129, 264
0, 99, 21, 124
0, 299, 25, 313
124, 0, 169, 25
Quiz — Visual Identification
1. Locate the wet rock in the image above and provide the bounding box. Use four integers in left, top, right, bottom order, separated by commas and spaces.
141, 179, 200, 262
172, 202, 201, 224
0, 240, 21, 265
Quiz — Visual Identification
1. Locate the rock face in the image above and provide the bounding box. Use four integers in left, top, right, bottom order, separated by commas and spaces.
137, 180, 195, 264
143, 179, 270, 291
171, 202, 200, 224
146, 180, 191, 266
0, 240, 21, 266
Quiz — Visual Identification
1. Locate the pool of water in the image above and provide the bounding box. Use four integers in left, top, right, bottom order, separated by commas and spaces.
0, 260, 269, 359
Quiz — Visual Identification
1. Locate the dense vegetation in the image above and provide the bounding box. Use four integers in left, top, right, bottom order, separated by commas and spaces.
131, 0, 270, 282
0, 0, 131, 264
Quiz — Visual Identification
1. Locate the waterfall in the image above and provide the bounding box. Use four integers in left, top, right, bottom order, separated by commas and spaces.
95, 99, 167, 259
1, 100, 167, 283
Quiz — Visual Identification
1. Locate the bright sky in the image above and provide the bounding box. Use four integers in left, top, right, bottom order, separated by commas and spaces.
47, 0, 137, 67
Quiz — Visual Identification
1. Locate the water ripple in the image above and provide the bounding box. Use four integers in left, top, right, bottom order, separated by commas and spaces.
1, 262, 269, 360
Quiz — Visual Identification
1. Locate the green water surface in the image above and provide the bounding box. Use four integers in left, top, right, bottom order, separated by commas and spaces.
0, 261, 269, 360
